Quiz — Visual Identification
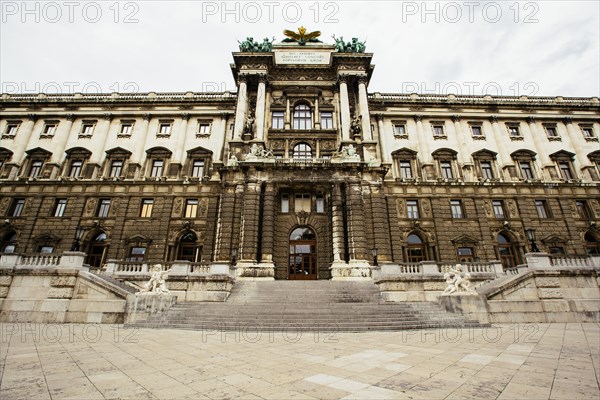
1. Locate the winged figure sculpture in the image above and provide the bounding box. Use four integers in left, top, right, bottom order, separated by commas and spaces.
282, 26, 322, 45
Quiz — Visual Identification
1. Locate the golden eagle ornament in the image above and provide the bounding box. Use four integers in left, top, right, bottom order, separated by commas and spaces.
282, 26, 322, 45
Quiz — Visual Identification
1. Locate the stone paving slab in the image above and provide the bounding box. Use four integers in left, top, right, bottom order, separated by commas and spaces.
0, 323, 598, 399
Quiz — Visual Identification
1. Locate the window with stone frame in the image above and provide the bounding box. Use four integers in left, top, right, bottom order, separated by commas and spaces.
184, 199, 198, 218
316, 194, 325, 213
118, 120, 135, 137
186, 146, 213, 180
511, 150, 538, 181
197, 119, 212, 136
293, 104, 312, 130
432, 148, 458, 180
104, 147, 132, 179
280, 193, 289, 213
321, 111, 334, 129
41, 120, 59, 138
124, 235, 152, 262
0, 147, 13, 179
9, 198, 25, 217
469, 122, 485, 139
492, 200, 505, 219
391, 148, 418, 181
64, 147, 92, 179
575, 200, 591, 220
23, 147, 52, 179
127, 246, 146, 262
392, 120, 408, 138
406, 200, 420, 219
450, 200, 464, 218
271, 110, 285, 129
157, 120, 173, 137
535, 200, 551, 219
472, 149, 498, 181
292, 143, 312, 159
53, 198, 67, 217
140, 198, 154, 218
457, 247, 475, 262
549, 150, 577, 181
580, 124, 596, 140
587, 150, 600, 181
145, 147, 172, 179
431, 121, 446, 138
79, 120, 97, 138
543, 123, 560, 140
506, 123, 522, 140
3, 120, 21, 138
33, 234, 60, 254
96, 199, 111, 218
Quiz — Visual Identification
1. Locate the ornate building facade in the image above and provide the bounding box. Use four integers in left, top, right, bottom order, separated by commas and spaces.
1, 38, 599, 281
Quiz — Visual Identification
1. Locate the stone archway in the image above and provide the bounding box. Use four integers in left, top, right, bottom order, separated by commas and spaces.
288, 226, 317, 280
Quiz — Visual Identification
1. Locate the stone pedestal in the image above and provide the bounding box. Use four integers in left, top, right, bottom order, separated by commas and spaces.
235, 262, 275, 280
125, 292, 177, 323
330, 260, 372, 280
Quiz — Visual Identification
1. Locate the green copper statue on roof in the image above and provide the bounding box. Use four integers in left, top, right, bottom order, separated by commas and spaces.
332, 35, 366, 53
238, 37, 275, 52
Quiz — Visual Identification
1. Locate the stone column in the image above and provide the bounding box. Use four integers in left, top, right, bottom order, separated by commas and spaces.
133, 114, 152, 165
233, 74, 248, 140
330, 183, 346, 263
562, 117, 587, 172
314, 97, 320, 129
369, 184, 392, 263
17, 115, 39, 161
260, 183, 276, 263
357, 75, 372, 140
51, 114, 76, 165
526, 117, 550, 166
217, 113, 230, 161
254, 74, 267, 141
239, 180, 260, 262
451, 115, 470, 165
338, 75, 351, 142
284, 96, 291, 129
346, 182, 368, 262
90, 113, 114, 165
174, 113, 190, 166
488, 116, 511, 172
213, 185, 236, 262
376, 114, 388, 162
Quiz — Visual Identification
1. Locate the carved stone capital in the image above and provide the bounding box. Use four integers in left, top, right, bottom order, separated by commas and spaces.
451, 115, 461, 123
103, 113, 114, 121
27, 114, 38, 121
143, 113, 152, 121
488, 115, 498, 123
374, 113, 384, 121
526, 116, 536, 124
562, 117, 573, 124
66, 113, 76, 122
337, 75, 349, 85
181, 113, 191, 121
413, 114, 423, 122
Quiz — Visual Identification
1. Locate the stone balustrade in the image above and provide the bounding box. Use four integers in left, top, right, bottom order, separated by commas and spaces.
104, 260, 232, 277
0, 252, 87, 270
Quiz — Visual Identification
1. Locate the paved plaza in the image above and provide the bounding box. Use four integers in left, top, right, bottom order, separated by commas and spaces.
0, 323, 598, 399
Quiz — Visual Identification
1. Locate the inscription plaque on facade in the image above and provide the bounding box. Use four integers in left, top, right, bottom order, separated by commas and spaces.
275, 50, 331, 65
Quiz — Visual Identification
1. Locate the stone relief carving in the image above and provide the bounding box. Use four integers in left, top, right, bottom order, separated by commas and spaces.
422, 199, 431, 217
442, 264, 477, 295
506, 199, 519, 218
173, 198, 183, 217
396, 198, 405, 218
0, 198, 10, 216
84, 198, 97, 217
199, 198, 209, 218
483, 200, 493, 218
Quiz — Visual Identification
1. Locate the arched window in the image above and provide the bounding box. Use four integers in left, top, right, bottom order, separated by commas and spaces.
406, 233, 425, 263
86, 232, 108, 269
1, 231, 17, 253
293, 104, 312, 130
176, 231, 201, 262
584, 232, 600, 255
293, 143, 312, 159
496, 233, 520, 269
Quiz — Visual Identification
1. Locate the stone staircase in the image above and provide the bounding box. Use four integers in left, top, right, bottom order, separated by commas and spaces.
127, 281, 487, 331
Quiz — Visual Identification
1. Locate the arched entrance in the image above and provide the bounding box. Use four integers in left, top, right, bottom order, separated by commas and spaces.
496, 232, 520, 269
406, 233, 426, 262
175, 231, 201, 262
0, 230, 17, 253
86, 232, 108, 269
289, 226, 317, 280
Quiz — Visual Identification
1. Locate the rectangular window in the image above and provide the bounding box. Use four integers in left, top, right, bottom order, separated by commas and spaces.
158, 122, 172, 136
457, 247, 475, 262
29, 160, 43, 178
80, 122, 95, 136
321, 112, 333, 129
109, 160, 123, 177
281, 194, 289, 213
294, 194, 311, 213
507, 125, 520, 137
150, 160, 164, 177
10, 198, 25, 217
433, 125, 445, 136
399, 161, 413, 179
492, 200, 505, 219
53, 199, 67, 217
42, 122, 58, 137
185, 199, 198, 218
480, 161, 494, 179
140, 199, 154, 218
272, 111, 284, 129
576, 201, 590, 219
520, 162, 534, 180
38, 246, 54, 254
558, 162, 573, 180
127, 247, 146, 262
316, 195, 325, 213
4, 122, 20, 137
120, 122, 134, 135
581, 126, 595, 138
440, 161, 453, 179
191, 160, 204, 178
97, 199, 111, 218
197, 121, 211, 135
406, 200, 419, 219
450, 200, 464, 219
535, 200, 550, 219
394, 123, 406, 136
545, 125, 558, 138
470, 125, 483, 137
69, 160, 83, 178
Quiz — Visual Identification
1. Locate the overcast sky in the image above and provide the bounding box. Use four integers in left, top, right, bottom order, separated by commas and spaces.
1, 0, 598, 97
